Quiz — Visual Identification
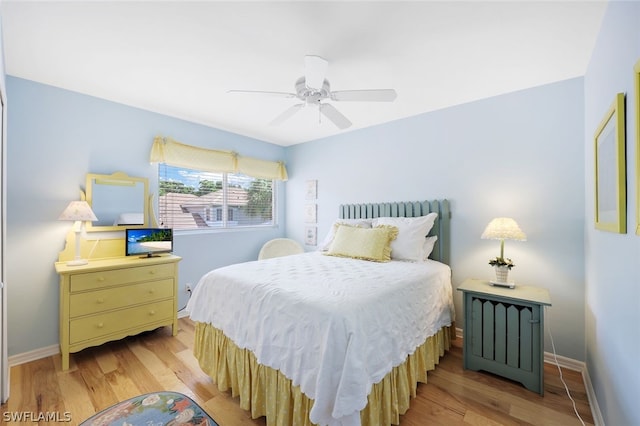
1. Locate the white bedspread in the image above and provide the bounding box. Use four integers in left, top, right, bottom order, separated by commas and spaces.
187, 252, 454, 426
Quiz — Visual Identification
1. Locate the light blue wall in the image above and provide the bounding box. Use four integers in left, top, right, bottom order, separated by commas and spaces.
7, 11, 638, 421
286, 78, 586, 360
584, 2, 640, 425
5, 76, 286, 356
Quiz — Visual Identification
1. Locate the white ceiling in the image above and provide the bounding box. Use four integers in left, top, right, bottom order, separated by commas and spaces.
1, 1, 607, 146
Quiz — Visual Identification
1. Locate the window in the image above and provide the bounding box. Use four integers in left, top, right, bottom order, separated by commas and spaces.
158, 164, 274, 230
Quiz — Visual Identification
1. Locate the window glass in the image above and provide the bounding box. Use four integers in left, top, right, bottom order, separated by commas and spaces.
158, 164, 274, 230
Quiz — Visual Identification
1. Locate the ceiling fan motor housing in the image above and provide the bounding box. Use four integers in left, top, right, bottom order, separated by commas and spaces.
296, 77, 330, 104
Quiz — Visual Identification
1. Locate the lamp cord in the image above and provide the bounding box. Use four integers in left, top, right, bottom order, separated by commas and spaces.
546, 306, 586, 426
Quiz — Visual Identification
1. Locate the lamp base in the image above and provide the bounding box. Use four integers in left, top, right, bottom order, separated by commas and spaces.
66, 258, 88, 266
489, 280, 515, 289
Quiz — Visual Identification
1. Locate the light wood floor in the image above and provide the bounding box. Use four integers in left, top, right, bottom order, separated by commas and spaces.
0, 318, 594, 426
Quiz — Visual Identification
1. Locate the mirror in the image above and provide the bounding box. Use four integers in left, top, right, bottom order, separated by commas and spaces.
85, 172, 150, 232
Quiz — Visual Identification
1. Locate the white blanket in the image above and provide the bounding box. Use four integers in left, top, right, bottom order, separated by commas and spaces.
187, 252, 454, 426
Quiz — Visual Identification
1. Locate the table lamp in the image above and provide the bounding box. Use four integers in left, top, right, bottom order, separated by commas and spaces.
59, 201, 98, 266
481, 217, 527, 286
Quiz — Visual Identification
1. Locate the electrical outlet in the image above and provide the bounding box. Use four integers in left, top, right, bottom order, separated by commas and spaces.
185, 284, 192, 294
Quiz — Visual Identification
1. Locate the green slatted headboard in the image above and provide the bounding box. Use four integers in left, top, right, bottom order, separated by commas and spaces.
338, 200, 451, 264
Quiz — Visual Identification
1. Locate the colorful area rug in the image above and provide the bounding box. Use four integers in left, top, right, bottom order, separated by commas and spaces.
80, 391, 218, 426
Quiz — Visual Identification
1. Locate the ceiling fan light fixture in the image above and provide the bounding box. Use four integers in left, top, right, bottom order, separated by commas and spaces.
295, 77, 330, 100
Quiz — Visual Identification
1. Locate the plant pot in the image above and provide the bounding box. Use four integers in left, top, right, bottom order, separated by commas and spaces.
494, 265, 510, 283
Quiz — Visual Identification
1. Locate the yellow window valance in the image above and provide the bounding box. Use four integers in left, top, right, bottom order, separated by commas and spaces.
150, 136, 288, 181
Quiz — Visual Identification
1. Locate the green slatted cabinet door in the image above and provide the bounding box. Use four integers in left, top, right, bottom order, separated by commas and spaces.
458, 279, 551, 395
482, 301, 494, 359
507, 305, 520, 368
494, 303, 507, 364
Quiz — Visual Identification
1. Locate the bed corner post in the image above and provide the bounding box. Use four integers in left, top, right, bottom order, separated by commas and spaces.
440, 199, 451, 265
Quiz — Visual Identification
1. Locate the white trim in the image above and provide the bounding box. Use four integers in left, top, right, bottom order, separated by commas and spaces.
581, 366, 605, 426
544, 351, 584, 371
10, 312, 192, 367
8, 344, 59, 367
1, 76, 8, 403
544, 353, 604, 425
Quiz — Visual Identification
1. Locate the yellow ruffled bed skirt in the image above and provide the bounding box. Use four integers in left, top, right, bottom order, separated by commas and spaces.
194, 322, 453, 426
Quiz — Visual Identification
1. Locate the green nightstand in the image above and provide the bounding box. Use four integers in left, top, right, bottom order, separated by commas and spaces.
457, 278, 552, 395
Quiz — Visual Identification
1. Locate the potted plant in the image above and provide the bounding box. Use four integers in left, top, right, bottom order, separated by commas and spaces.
488, 256, 514, 283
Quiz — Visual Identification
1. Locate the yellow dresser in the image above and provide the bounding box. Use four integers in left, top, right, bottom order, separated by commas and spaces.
55, 254, 181, 370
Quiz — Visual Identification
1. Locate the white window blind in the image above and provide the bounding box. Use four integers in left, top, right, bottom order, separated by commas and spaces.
158, 164, 275, 230
150, 136, 283, 231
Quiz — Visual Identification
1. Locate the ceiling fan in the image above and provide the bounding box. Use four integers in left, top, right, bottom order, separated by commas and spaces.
228, 55, 397, 129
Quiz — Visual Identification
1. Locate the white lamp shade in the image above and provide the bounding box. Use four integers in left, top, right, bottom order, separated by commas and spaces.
58, 201, 98, 222
481, 217, 527, 241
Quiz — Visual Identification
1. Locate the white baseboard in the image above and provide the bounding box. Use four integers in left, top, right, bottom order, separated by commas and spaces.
544, 351, 584, 371
9, 311, 192, 367
581, 364, 605, 426
8, 344, 59, 367
544, 352, 604, 426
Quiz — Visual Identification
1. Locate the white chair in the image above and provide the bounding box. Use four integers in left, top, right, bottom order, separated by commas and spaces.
258, 238, 304, 260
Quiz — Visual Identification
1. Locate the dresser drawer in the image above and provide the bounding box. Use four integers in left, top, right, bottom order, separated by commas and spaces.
70, 263, 175, 292
69, 299, 174, 344
69, 278, 174, 317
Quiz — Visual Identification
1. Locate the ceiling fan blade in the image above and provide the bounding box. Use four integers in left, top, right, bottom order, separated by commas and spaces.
331, 89, 397, 102
305, 55, 328, 90
228, 89, 296, 98
270, 103, 305, 126
320, 103, 352, 129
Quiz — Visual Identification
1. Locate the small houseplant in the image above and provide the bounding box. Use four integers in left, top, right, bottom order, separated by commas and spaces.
488, 256, 514, 283
481, 217, 526, 285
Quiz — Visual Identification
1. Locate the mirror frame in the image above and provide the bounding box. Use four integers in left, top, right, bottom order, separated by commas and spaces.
85, 171, 150, 232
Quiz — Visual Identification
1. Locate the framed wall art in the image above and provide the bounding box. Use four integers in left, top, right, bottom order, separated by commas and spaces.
305, 203, 317, 223
305, 179, 317, 200
594, 92, 626, 233
634, 59, 640, 235
305, 226, 317, 246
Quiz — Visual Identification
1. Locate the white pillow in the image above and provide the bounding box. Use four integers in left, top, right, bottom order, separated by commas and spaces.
423, 235, 438, 260
372, 213, 437, 261
318, 218, 373, 251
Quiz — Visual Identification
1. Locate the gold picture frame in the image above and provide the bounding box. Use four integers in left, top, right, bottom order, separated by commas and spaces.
634, 60, 640, 235
594, 92, 626, 233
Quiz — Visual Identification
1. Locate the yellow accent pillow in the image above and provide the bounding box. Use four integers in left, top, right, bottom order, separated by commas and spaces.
326, 224, 399, 262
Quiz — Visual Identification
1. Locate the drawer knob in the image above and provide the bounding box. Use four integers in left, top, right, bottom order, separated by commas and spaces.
97, 322, 104, 329
149, 270, 156, 275
96, 298, 105, 304
149, 310, 156, 316
97, 277, 105, 282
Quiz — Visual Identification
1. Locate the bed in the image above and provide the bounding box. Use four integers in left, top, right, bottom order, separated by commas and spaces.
187, 200, 454, 426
